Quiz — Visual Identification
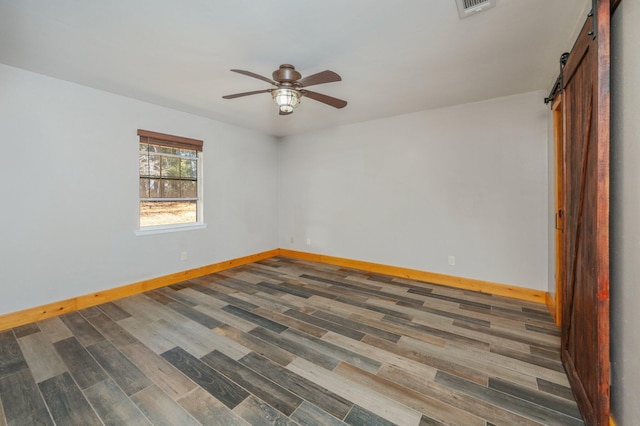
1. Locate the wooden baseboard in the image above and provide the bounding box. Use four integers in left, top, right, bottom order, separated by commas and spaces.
545, 292, 556, 320
0, 247, 549, 332
0, 249, 279, 332
278, 249, 547, 304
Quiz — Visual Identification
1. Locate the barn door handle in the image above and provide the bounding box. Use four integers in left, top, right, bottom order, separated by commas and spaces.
556, 209, 564, 230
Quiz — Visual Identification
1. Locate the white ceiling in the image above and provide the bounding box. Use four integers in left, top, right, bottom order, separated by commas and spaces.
0, 0, 589, 137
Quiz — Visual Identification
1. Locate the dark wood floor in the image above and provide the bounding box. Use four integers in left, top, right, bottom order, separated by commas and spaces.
0, 256, 583, 425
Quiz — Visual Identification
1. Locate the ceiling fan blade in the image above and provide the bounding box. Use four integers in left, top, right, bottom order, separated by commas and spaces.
297, 70, 342, 87
301, 90, 347, 109
222, 89, 271, 99
230, 69, 276, 85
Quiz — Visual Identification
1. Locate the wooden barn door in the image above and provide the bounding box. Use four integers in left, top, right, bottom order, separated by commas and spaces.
560, 1, 610, 425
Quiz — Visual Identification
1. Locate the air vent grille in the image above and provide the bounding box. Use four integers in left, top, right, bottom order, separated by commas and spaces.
463, 0, 488, 8
456, 0, 496, 19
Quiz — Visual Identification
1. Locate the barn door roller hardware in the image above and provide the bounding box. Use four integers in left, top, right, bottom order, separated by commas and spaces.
587, 0, 597, 39
544, 52, 570, 105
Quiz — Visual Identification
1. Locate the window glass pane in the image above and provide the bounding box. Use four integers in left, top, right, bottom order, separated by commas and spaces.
140, 201, 197, 227
161, 156, 180, 178
162, 179, 180, 198
139, 154, 149, 176
179, 149, 197, 158
181, 181, 197, 198
139, 178, 150, 198
158, 146, 179, 155
148, 154, 161, 177
139, 143, 149, 155
148, 179, 161, 198
180, 159, 197, 179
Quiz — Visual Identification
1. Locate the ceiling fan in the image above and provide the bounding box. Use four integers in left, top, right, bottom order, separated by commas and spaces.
222, 64, 347, 115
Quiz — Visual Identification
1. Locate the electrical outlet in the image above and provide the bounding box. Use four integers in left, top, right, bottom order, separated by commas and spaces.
306, 238, 311, 246
290, 236, 294, 244
181, 251, 188, 261
448, 255, 455, 266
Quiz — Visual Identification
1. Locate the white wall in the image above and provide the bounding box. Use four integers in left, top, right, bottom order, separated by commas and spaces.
279, 91, 549, 291
611, 2, 640, 423
0, 64, 279, 316
0, 63, 552, 319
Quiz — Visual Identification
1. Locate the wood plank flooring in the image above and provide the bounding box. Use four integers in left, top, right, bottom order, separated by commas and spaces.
0, 256, 583, 425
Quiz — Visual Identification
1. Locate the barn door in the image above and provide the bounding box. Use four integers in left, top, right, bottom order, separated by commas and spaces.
560, 1, 610, 425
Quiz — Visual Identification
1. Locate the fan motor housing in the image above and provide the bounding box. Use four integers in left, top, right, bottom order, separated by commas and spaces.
273, 64, 301, 83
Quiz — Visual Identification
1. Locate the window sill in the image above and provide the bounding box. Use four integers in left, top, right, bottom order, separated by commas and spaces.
135, 223, 207, 236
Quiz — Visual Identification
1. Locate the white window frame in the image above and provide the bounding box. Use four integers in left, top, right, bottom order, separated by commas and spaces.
135, 130, 206, 236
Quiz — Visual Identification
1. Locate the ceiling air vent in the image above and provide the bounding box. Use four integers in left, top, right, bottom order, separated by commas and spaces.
456, 0, 496, 19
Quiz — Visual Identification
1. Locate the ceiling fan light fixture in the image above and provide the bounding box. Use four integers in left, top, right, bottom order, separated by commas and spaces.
272, 88, 301, 113
223, 65, 347, 112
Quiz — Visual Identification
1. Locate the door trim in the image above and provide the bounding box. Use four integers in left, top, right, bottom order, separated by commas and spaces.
552, 94, 564, 326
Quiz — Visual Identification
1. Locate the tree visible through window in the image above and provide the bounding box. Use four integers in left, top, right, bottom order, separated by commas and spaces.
138, 129, 203, 228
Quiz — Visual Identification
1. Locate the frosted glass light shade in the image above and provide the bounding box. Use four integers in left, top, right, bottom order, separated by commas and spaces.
272, 88, 300, 113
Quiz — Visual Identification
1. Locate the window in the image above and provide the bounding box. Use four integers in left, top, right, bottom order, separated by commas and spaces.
138, 129, 204, 231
